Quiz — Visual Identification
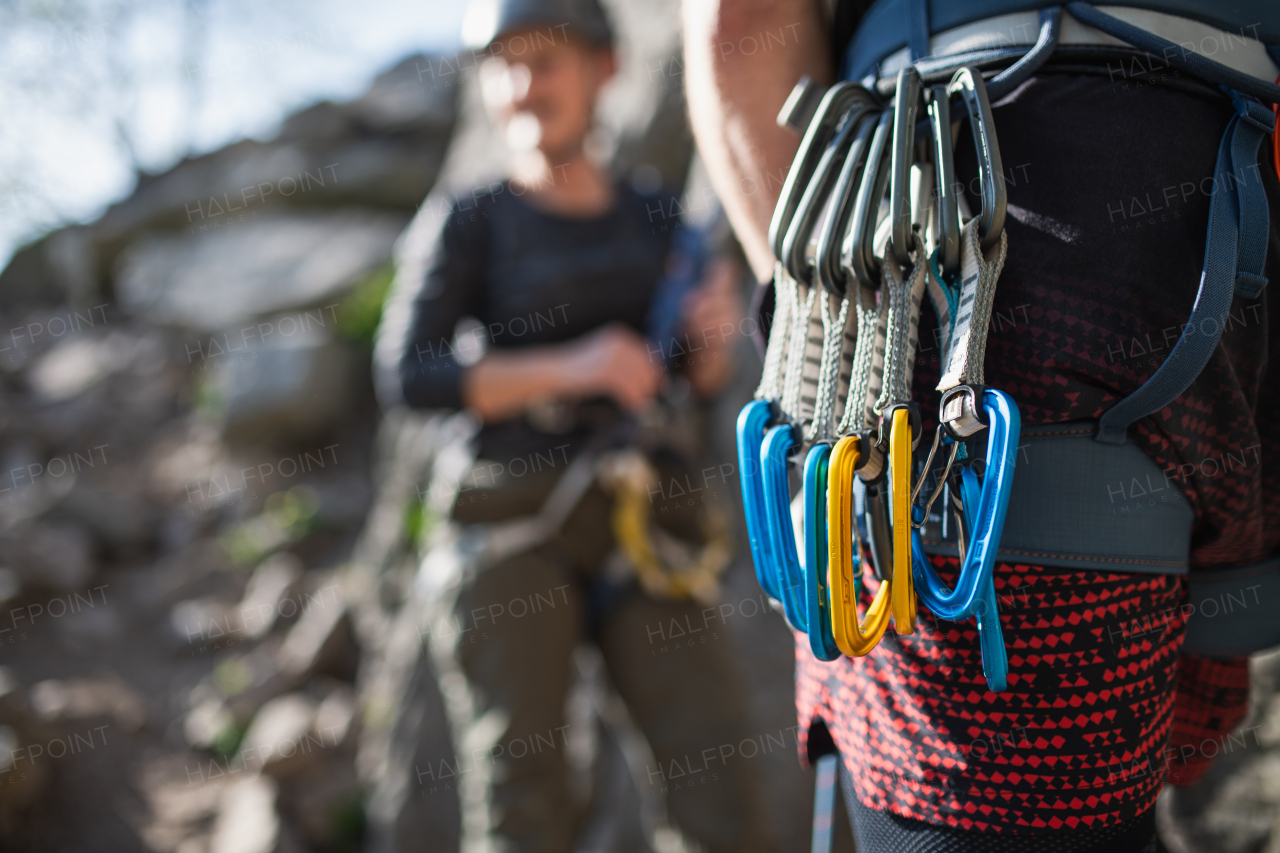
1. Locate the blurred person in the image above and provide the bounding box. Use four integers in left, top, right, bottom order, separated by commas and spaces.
375, 0, 776, 850
684, 0, 1280, 851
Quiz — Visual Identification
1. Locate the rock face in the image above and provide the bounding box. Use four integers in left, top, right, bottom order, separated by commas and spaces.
1158, 649, 1280, 853
116, 210, 407, 331
0, 53, 456, 314
0, 43, 458, 853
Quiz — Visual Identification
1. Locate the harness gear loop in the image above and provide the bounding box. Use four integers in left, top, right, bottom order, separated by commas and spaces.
1094, 89, 1273, 444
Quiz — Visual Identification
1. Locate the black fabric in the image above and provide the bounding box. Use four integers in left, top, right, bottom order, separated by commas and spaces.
829, 0, 877, 80
391, 182, 673, 466
838, 759, 1165, 852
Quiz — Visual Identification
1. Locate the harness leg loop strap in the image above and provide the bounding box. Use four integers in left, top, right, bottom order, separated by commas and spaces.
1096, 92, 1273, 444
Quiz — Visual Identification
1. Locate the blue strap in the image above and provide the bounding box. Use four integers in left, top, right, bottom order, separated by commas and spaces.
1096, 93, 1273, 445
908, 0, 930, 61
1065, 3, 1280, 104
810, 754, 839, 853
1229, 91, 1274, 299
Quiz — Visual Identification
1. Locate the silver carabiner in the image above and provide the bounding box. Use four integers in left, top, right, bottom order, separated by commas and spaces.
927, 84, 961, 277
888, 67, 922, 267
781, 87, 878, 283
840, 108, 893, 291
816, 108, 882, 296
946, 67, 1007, 253
769, 82, 863, 265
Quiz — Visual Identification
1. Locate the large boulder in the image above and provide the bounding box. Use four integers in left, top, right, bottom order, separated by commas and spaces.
115, 209, 405, 331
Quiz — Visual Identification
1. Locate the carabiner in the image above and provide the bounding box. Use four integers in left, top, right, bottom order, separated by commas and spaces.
828, 435, 894, 655
816, 109, 882, 296
888, 406, 917, 633
782, 90, 878, 283
736, 400, 782, 600
761, 424, 808, 631
841, 108, 894, 292
927, 84, 960, 278
910, 388, 1020, 691
946, 67, 1007, 253
769, 82, 868, 264
803, 443, 841, 660
888, 67, 922, 268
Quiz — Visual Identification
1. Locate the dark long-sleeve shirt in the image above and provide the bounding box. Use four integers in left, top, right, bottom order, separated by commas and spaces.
381, 181, 674, 467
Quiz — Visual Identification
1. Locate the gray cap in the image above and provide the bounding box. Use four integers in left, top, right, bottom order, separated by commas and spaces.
462, 0, 614, 50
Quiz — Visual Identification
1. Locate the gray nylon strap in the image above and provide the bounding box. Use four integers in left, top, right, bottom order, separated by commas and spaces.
919, 423, 1194, 573
875, 232, 929, 411
756, 266, 795, 402
838, 282, 888, 435
1184, 558, 1280, 657
811, 293, 852, 440
783, 285, 821, 419
916, 421, 1280, 657
938, 219, 1007, 391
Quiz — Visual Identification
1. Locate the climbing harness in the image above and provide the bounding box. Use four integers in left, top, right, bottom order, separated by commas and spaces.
737, 0, 1274, 681
785, 2, 1279, 846
740, 1, 1280, 690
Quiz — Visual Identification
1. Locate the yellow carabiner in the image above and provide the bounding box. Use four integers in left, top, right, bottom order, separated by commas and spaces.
889, 408, 917, 633
828, 435, 893, 655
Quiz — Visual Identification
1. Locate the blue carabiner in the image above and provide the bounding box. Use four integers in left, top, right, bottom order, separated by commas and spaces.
761, 424, 809, 631
957, 465, 1009, 694
803, 444, 841, 661
910, 389, 1019, 692
737, 400, 783, 600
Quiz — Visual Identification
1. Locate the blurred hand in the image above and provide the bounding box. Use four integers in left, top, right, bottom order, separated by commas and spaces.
563, 323, 665, 412
680, 257, 743, 396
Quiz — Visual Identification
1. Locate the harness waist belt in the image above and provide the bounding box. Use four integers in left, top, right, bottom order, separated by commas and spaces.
873, 7, 1280, 83
844, 0, 1280, 81
918, 421, 1280, 657
919, 422, 1194, 573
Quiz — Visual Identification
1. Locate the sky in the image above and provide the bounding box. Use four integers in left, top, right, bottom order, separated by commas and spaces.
0, 0, 468, 268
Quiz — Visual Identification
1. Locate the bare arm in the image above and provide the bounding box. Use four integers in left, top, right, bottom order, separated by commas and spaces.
682, 0, 833, 281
